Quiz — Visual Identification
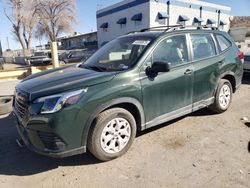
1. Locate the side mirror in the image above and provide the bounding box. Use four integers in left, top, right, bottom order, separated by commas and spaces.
145, 61, 171, 78
151, 61, 171, 73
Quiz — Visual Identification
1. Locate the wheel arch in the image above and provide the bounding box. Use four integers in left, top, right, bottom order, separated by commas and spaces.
214, 72, 236, 95
221, 73, 236, 93
81, 97, 145, 147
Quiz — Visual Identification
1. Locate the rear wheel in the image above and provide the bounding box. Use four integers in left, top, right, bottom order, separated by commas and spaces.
209, 79, 233, 113
88, 108, 136, 161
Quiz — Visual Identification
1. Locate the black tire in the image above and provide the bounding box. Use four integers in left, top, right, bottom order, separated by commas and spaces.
87, 108, 136, 161
209, 79, 233, 113
0, 96, 13, 115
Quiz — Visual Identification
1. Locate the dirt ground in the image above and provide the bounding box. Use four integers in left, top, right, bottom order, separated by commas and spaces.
0, 76, 250, 188
2, 63, 27, 70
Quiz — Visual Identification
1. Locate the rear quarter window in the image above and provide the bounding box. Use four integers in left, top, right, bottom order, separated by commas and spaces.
190, 34, 216, 61
215, 34, 232, 52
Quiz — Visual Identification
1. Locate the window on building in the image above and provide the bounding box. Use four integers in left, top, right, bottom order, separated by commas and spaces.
134, 21, 141, 26
117, 17, 127, 29
131, 13, 142, 27
190, 34, 216, 60
151, 35, 189, 67
215, 34, 231, 52
120, 24, 126, 29
100, 22, 109, 32
157, 12, 168, 25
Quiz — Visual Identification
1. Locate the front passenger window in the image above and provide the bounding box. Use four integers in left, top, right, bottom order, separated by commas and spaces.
152, 35, 189, 67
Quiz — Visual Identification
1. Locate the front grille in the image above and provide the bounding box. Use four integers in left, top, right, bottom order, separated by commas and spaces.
37, 131, 65, 150
14, 97, 28, 119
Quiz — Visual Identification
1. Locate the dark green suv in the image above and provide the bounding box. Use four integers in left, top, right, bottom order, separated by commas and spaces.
13, 26, 243, 161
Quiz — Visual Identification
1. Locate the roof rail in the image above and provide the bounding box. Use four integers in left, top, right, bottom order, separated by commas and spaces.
125, 25, 219, 36
140, 25, 183, 32
138, 24, 219, 33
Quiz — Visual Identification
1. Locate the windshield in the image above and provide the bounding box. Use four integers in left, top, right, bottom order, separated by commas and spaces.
70, 51, 84, 57
82, 36, 154, 71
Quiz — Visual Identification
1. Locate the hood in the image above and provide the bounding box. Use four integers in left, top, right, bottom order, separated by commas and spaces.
16, 65, 115, 101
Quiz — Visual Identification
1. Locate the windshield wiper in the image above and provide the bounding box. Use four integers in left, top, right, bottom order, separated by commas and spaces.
81, 64, 108, 72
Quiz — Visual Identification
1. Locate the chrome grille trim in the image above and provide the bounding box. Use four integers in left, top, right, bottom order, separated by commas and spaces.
14, 92, 28, 119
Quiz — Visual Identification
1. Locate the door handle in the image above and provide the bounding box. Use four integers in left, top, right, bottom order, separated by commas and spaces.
184, 69, 193, 75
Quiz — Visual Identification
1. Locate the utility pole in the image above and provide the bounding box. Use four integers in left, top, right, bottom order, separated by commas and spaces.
0, 40, 3, 56
0, 40, 3, 57
6, 37, 10, 50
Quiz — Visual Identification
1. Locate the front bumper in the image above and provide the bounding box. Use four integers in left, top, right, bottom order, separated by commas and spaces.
16, 121, 86, 158
29, 59, 51, 65
13, 105, 90, 158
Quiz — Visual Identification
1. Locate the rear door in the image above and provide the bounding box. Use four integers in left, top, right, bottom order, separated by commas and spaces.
189, 33, 219, 108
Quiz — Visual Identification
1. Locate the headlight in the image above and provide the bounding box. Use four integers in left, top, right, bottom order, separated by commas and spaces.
34, 89, 87, 114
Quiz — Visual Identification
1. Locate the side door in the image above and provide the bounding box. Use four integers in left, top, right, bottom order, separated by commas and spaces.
140, 34, 194, 127
189, 33, 219, 108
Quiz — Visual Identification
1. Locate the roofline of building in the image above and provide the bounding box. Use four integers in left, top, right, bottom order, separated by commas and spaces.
58, 31, 97, 41
97, 0, 231, 19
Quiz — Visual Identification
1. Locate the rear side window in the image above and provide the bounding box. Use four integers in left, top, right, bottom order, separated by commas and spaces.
190, 34, 216, 61
215, 34, 231, 52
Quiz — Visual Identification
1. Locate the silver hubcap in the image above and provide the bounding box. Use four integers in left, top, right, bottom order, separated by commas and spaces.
101, 118, 131, 154
219, 84, 231, 109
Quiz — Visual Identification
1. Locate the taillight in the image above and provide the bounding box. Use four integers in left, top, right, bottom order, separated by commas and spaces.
238, 51, 244, 63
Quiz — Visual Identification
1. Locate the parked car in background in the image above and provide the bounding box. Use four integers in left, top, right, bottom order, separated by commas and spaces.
243, 52, 250, 72
60, 50, 87, 64
13, 26, 243, 161
0, 57, 4, 70
28, 51, 52, 66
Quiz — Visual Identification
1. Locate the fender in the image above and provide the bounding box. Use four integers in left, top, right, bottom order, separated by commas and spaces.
213, 71, 236, 95
81, 97, 145, 147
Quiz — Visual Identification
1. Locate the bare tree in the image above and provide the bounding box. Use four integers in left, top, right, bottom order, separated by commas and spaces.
4, 0, 38, 52
35, 0, 76, 68
35, 0, 76, 42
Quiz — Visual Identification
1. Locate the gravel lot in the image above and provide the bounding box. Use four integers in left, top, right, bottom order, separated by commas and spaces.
0, 76, 250, 188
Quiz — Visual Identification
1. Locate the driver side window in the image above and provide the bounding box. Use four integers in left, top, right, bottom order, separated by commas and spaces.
152, 35, 189, 67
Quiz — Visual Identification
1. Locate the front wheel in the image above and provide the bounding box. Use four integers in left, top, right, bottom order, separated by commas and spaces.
87, 108, 136, 161
209, 79, 233, 113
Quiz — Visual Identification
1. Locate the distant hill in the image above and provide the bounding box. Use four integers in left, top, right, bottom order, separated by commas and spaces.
230, 16, 250, 37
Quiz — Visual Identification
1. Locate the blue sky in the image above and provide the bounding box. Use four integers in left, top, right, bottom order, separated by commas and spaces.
0, 0, 249, 51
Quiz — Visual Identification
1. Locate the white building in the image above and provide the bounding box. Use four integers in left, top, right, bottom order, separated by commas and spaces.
97, 0, 231, 47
